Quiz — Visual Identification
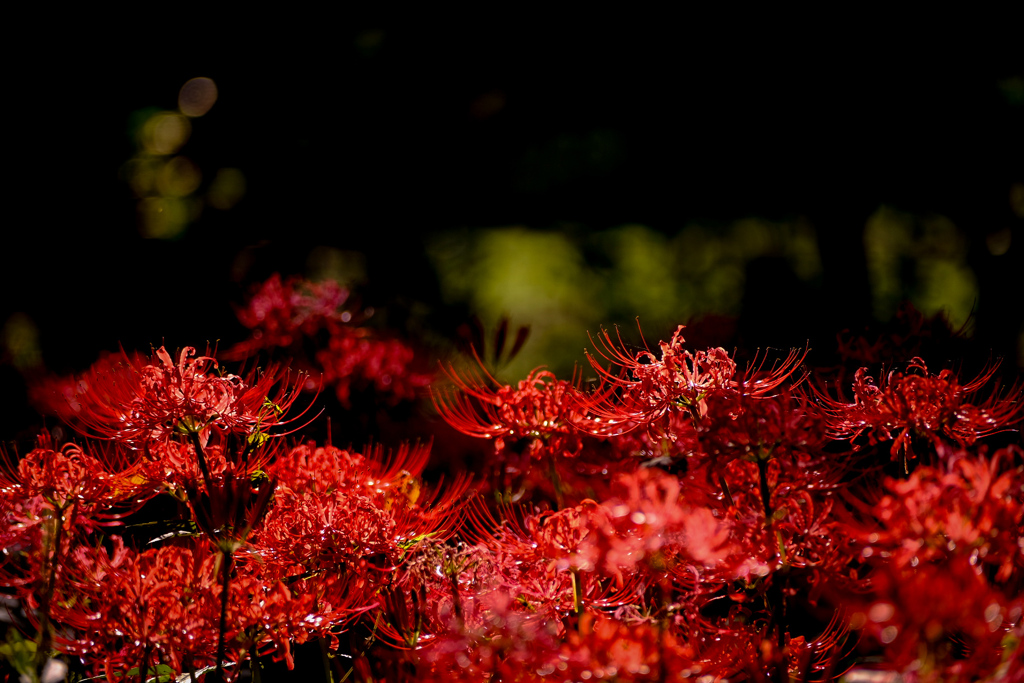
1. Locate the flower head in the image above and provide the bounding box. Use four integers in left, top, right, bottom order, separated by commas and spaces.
817, 357, 1023, 462
433, 363, 584, 460
580, 325, 806, 435
51, 346, 305, 448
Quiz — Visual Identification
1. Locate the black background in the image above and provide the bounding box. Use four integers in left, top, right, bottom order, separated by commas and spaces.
4, 17, 1022, 439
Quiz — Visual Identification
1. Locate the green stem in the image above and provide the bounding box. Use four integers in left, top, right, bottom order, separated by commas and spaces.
188, 430, 214, 491
717, 470, 734, 509
450, 570, 464, 629
757, 457, 772, 520
570, 569, 582, 615
139, 643, 151, 683
249, 644, 262, 683
33, 502, 71, 681
548, 451, 564, 511
319, 636, 335, 683
209, 551, 234, 683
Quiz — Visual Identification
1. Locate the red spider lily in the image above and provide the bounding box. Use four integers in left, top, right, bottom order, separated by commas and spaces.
0, 437, 153, 654
464, 498, 605, 575
223, 273, 433, 406
374, 542, 500, 654
867, 446, 1024, 584
600, 468, 736, 575
434, 356, 644, 507
719, 469, 865, 614
729, 612, 852, 683
50, 540, 222, 681
8, 285, 1024, 681
816, 357, 1024, 463
228, 273, 351, 354
316, 328, 433, 408
262, 441, 376, 491
555, 610, 780, 683
284, 569, 384, 644
408, 586, 568, 682
409, 600, 844, 683
694, 456, 845, 583
558, 612, 700, 682
682, 389, 841, 534
255, 442, 471, 586
0, 436, 151, 515
218, 566, 321, 672
511, 435, 644, 509
264, 440, 452, 510
411, 602, 706, 683
377, 584, 435, 651
850, 556, 1010, 681
579, 324, 807, 435
28, 351, 129, 419
134, 437, 273, 491
462, 498, 640, 616
433, 362, 584, 458
52, 539, 324, 680
769, 490, 850, 579
695, 390, 827, 468
50, 346, 307, 448
185, 469, 277, 555
465, 470, 734, 609
144, 431, 282, 675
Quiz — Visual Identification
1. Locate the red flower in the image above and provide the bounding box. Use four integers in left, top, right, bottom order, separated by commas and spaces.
51, 346, 305, 448
316, 329, 432, 407
2, 438, 147, 514
600, 468, 734, 574
433, 364, 584, 461
223, 273, 351, 358
186, 468, 278, 555
50, 540, 220, 680
817, 357, 1023, 462
55, 539, 319, 679
868, 446, 1024, 584
580, 325, 806, 434
254, 442, 468, 587
852, 557, 1009, 680
558, 612, 707, 682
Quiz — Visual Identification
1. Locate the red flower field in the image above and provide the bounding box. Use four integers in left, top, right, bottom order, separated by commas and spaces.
2, 275, 1022, 682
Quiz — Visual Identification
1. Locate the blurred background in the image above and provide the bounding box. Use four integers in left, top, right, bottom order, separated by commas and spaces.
2, 18, 1022, 439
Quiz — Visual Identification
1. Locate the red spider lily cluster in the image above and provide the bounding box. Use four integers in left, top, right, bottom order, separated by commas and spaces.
3, 275, 1023, 683
221, 274, 433, 407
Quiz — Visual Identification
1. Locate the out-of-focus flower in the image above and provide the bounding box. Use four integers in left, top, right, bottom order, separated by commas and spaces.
225, 273, 351, 356
868, 446, 1024, 584
852, 557, 1009, 681
223, 273, 433, 408
316, 329, 432, 407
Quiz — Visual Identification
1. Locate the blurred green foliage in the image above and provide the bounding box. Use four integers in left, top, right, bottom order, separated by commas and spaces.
429, 220, 823, 378
864, 207, 979, 331
431, 208, 992, 380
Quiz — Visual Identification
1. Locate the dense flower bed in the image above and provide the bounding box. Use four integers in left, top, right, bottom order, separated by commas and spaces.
2, 277, 1022, 682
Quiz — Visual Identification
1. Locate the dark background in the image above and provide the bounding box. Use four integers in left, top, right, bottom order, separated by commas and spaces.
3, 20, 1022, 440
